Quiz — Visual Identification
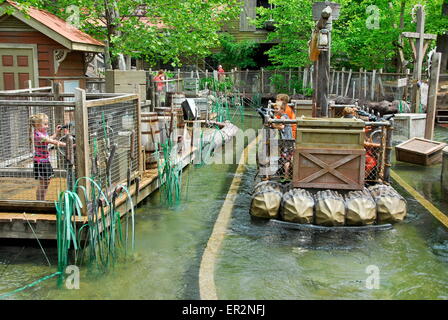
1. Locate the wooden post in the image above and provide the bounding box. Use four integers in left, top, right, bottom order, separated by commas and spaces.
74, 88, 90, 214
384, 120, 394, 183
403, 68, 411, 101
344, 69, 353, 97
364, 70, 367, 99
330, 69, 335, 94
288, 68, 292, 94
341, 67, 345, 97
358, 68, 363, 99
425, 52, 442, 140
402, 5, 436, 112
370, 69, 377, 101
135, 85, 144, 175
261, 68, 264, 94
318, 50, 329, 116
378, 69, 385, 99
303, 67, 309, 90
335, 71, 340, 96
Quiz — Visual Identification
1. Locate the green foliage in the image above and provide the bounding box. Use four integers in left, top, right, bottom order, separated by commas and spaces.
269, 73, 313, 96
9, 0, 242, 67
256, 0, 448, 71
212, 33, 259, 69
199, 77, 234, 92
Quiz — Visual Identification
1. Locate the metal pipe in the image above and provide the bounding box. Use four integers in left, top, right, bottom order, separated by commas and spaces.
383, 119, 394, 183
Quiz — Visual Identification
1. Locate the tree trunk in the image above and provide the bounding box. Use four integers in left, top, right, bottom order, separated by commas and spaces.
437, 0, 448, 73
104, 0, 121, 69
395, 0, 407, 72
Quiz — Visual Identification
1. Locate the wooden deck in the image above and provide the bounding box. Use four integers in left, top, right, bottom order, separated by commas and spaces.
0, 145, 196, 240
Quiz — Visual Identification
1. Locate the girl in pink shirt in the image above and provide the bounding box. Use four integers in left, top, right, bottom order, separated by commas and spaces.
30, 113, 66, 200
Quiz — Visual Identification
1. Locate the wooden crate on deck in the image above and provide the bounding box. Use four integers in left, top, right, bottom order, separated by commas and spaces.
395, 137, 447, 165
296, 118, 365, 150
292, 100, 313, 118
293, 148, 366, 190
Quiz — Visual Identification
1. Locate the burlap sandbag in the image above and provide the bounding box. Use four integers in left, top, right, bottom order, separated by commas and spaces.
315, 190, 345, 226
345, 188, 377, 226
250, 185, 283, 219
368, 184, 407, 223
253, 181, 282, 194
280, 189, 314, 224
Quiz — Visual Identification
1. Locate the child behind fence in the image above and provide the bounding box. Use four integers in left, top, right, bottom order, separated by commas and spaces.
270, 102, 293, 180
30, 113, 66, 200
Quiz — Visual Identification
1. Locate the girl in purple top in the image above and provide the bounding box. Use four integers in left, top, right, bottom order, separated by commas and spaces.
30, 113, 66, 200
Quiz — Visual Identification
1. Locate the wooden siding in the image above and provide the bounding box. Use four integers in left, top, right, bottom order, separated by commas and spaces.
0, 15, 34, 31
240, 0, 257, 32
0, 16, 86, 88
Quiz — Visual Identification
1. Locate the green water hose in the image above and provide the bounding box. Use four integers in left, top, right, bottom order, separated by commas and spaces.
0, 272, 61, 299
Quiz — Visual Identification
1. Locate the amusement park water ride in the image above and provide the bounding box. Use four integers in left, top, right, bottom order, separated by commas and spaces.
250, 104, 407, 230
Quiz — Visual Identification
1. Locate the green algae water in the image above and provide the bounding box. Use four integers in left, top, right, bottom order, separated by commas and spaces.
1, 117, 448, 300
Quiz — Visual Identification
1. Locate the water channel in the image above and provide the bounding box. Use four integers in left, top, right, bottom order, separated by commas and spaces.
1, 115, 447, 300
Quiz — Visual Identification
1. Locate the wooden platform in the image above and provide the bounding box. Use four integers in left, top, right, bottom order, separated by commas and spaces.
0, 177, 66, 202
0, 146, 196, 240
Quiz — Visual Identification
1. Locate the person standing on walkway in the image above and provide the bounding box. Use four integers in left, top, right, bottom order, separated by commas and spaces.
218, 65, 225, 81
154, 70, 166, 107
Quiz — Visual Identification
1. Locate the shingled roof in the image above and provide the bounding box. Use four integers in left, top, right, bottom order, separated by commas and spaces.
0, 0, 104, 52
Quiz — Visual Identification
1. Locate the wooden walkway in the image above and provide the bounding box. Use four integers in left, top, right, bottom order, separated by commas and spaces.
0, 146, 195, 240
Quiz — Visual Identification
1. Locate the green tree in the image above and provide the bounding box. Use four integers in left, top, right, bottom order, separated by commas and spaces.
256, 0, 448, 71
211, 33, 259, 69
6, 0, 242, 68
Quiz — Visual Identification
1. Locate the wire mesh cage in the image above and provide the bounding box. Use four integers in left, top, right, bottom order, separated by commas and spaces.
0, 101, 74, 202
0, 87, 142, 208
257, 121, 392, 186
257, 127, 295, 182
86, 99, 140, 192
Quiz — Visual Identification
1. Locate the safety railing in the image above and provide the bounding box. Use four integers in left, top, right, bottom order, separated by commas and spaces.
0, 86, 141, 213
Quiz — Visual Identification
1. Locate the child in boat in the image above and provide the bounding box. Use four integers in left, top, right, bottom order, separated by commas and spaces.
342, 107, 379, 178
30, 113, 66, 200
270, 102, 294, 180
276, 93, 297, 139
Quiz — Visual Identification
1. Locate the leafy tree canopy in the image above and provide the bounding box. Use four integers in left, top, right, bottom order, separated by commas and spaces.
3, 0, 242, 67
256, 0, 448, 71
211, 33, 259, 69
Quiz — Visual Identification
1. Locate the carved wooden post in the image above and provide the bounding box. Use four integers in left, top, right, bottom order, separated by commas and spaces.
425, 52, 442, 140
74, 88, 90, 214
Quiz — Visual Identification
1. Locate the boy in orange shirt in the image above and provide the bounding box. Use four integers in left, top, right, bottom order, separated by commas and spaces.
276, 94, 297, 139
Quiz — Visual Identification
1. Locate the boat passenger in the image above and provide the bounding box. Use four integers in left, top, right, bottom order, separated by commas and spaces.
270, 102, 293, 180
30, 113, 66, 201
342, 107, 380, 178
276, 94, 297, 139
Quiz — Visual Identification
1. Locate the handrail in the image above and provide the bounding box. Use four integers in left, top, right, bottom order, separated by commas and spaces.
0, 100, 75, 106
85, 93, 138, 108
0, 86, 52, 94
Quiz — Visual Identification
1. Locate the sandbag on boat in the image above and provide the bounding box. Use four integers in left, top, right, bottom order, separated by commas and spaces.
250, 184, 283, 219
345, 188, 377, 226
368, 184, 407, 223
280, 189, 314, 224
315, 190, 345, 226
253, 180, 282, 194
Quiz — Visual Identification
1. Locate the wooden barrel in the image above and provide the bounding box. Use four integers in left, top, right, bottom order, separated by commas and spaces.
141, 112, 160, 169
172, 93, 186, 108
158, 113, 178, 146
166, 92, 186, 108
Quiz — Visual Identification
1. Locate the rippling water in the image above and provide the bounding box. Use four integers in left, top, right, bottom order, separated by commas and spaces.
1, 117, 448, 300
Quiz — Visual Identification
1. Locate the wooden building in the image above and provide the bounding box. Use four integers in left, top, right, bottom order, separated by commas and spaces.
0, 0, 104, 92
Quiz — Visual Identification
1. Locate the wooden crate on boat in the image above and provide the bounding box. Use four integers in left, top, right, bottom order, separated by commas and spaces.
296, 118, 365, 150
395, 137, 447, 165
292, 100, 313, 118
293, 148, 366, 190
